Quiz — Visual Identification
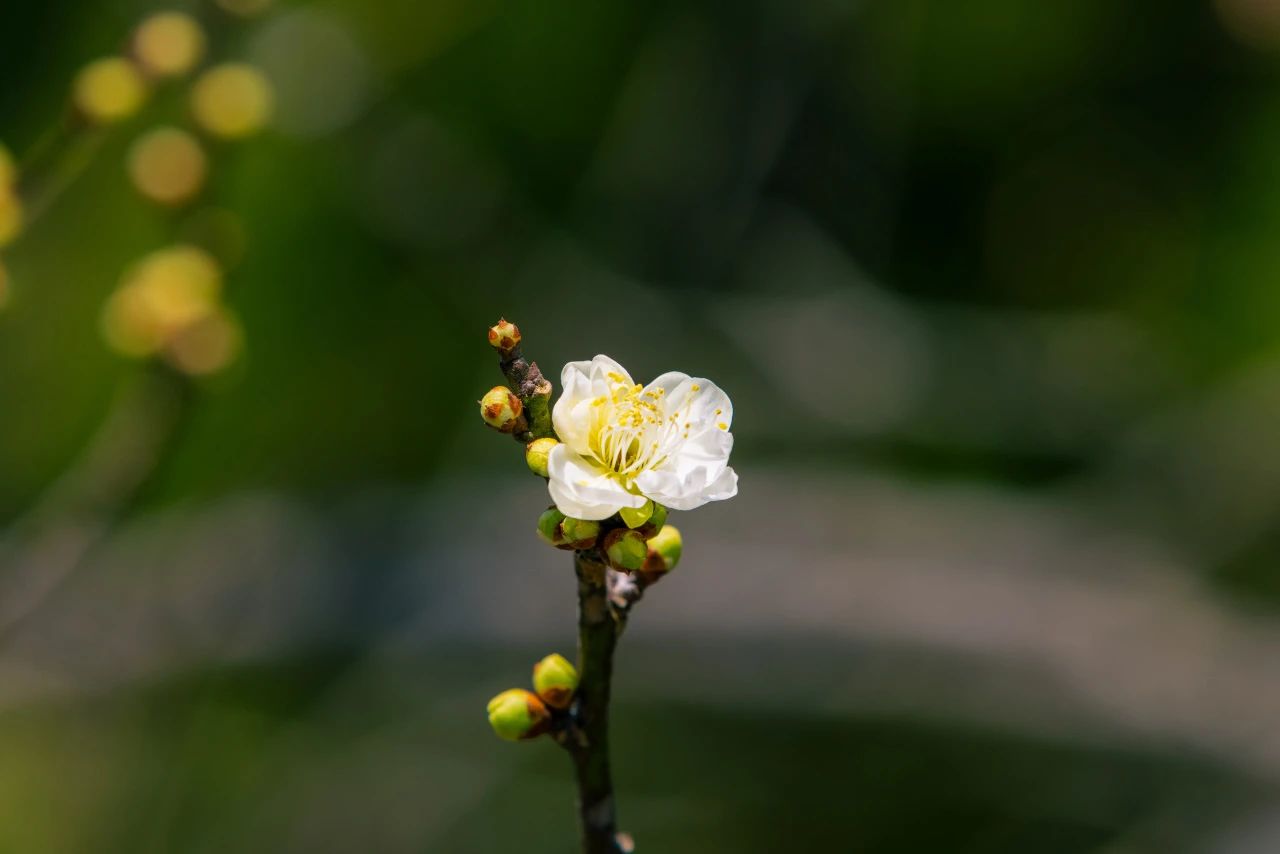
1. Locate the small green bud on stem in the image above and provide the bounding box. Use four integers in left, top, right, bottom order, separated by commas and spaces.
487, 317, 521, 354
603, 528, 648, 572
525, 437, 558, 478
636, 503, 668, 539
487, 688, 551, 741
561, 516, 600, 549
538, 507, 569, 547
538, 507, 600, 550
479, 386, 525, 433
640, 524, 683, 584
532, 653, 580, 710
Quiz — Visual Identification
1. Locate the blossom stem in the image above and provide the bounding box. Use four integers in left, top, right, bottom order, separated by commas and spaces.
569, 551, 627, 854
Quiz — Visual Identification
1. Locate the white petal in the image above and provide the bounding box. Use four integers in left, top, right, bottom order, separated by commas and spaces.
663, 376, 732, 433
586, 354, 633, 388
632, 376, 736, 510
635, 462, 739, 511
553, 355, 633, 456
703, 465, 739, 502
660, 378, 734, 473
642, 371, 692, 401
547, 444, 646, 521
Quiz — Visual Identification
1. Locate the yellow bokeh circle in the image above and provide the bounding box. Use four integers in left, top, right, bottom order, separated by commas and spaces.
73, 57, 148, 124
166, 307, 242, 375
128, 126, 208, 206
133, 11, 206, 78
101, 245, 223, 357
0, 188, 24, 248
190, 64, 273, 139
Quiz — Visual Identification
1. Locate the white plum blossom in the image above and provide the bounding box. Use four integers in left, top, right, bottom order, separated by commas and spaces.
547, 355, 738, 521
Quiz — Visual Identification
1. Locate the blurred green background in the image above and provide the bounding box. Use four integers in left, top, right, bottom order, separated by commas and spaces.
2, 0, 1280, 851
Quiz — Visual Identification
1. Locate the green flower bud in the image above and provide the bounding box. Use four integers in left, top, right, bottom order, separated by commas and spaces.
525, 437, 558, 478
604, 528, 647, 572
487, 317, 521, 352
619, 499, 654, 530
643, 525, 683, 575
637, 503, 668, 539
480, 386, 523, 433
537, 506, 569, 548
532, 653, 579, 710
561, 516, 600, 549
486, 688, 550, 741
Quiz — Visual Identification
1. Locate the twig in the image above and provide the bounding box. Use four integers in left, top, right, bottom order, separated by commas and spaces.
489, 323, 632, 852
568, 551, 627, 854
607, 569, 651, 636
496, 343, 554, 443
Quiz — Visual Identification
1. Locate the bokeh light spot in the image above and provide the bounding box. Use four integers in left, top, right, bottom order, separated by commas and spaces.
249, 9, 373, 138
73, 57, 148, 124
101, 245, 223, 357
128, 126, 208, 206
190, 64, 274, 139
165, 307, 243, 375
0, 188, 24, 248
133, 11, 206, 77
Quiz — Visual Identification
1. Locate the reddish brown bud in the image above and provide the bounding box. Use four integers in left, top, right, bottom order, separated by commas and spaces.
480, 386, 524, 433
488, 318, 521, 353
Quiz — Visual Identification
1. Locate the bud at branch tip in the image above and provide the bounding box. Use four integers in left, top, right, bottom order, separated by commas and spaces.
488, 318, 521, 353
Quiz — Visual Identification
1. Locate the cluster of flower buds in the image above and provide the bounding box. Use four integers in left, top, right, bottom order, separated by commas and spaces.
486, 653, 580, 741
479, 319, 687, 583
538, 507, 601, 550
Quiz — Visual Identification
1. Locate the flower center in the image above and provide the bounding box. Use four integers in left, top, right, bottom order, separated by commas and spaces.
588, 375, 669, 481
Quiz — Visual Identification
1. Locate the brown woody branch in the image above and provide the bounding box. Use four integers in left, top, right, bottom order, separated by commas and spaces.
569, 551, 629, 854
492, 327, 554, 443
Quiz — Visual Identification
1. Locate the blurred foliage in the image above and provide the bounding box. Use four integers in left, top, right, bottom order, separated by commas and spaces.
2, 0, 1280, 850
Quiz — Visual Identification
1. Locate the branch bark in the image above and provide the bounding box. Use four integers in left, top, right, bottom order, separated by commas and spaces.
497, 344, 554, 442
569, 551, 627, 854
